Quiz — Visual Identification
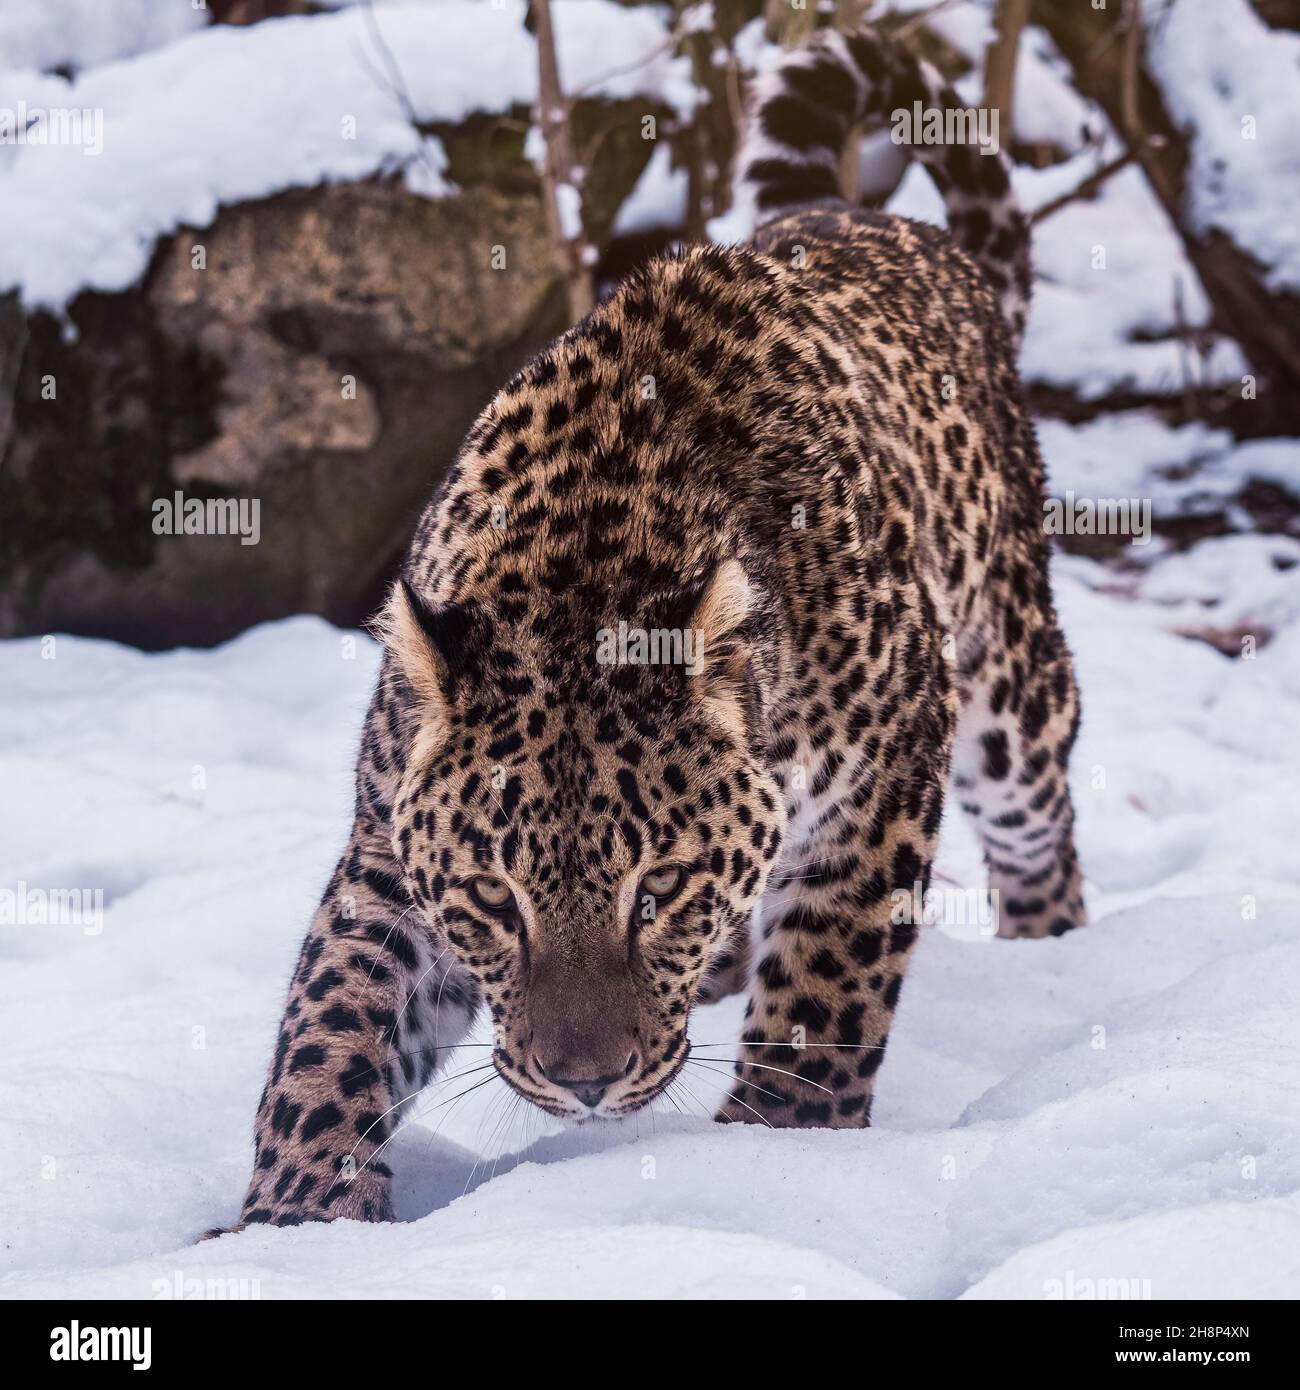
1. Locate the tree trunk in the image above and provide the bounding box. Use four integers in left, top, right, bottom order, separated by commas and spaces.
983, 0, 1030, 136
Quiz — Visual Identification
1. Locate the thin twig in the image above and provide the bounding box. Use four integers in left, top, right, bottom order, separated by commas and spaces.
356, 0, 443, 185
1030, 145, 1146, 225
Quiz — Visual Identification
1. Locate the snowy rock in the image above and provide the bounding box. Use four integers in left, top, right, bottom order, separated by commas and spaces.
0, 179, 563, 647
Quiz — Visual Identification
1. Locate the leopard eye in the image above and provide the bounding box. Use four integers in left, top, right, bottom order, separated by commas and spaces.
469, 875, 515, 913
640, 865, 685, 902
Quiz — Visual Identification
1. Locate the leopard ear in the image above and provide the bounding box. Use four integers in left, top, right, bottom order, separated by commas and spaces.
374, 578, 475, 711
686, 559, 770, 743
691, 558, 755, 648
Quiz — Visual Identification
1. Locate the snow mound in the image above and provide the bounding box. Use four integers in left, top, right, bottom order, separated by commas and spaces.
965, 1197, 1300, 1301
0, 0, 690, 310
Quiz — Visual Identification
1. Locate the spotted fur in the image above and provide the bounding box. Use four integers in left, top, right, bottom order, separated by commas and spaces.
211, 26, 1083, 1233
735, 25, 1032, 345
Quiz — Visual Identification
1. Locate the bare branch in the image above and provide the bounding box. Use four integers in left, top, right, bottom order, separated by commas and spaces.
532, 0, 595, 322
1120, 0, 1142, 140
1030, 144, 1150, 225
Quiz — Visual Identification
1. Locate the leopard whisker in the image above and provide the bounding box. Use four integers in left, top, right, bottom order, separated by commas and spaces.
684, 1057, 786, 1106
348, 1059, 496, 1157
356, 1070, 498, 1180
689, 1056, 832, 1095
691, 1040, 886, 1051
668, 1072, 716, 1122
362, 903, 417, 986
487, 1095, 525, 1184
718, 1086, 775, 1128
393, 946, 451, 1035
464, 1088, 516, 1196
429, 949, 465, 1051
347, 1041, 494, 1087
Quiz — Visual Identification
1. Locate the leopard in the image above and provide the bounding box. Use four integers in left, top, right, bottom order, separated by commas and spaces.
208, 23, 1085, 1234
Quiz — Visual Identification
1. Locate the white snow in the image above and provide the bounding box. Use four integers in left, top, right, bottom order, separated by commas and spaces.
1011, 25, 1104, 154
2, 536, 1298, 1298
1135, 533, 1300, 638
1039, 411, 1300, 527
1039, 410, 1232, 509
1015, 158, 1248, 399
613, 144, 689, 236
0, 0, 693, 310
0, 0, 206, 75
401, 136, 453, 201
555, 182, 585, 243
1142, 0, 1300, 294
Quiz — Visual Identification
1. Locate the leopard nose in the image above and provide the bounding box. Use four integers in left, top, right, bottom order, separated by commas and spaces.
557, 1076, 615, 1109
535, 1052, 638, 1109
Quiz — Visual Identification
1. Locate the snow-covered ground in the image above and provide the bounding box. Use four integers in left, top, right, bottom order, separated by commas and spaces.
2, 0, 1298, 1304
3, 519, 1299, 1299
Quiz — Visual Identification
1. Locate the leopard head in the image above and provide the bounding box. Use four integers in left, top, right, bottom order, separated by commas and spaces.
378, 558, 786, 1119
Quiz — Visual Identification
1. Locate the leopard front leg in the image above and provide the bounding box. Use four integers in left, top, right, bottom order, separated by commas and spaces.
207, 826, 476, 1234
720, 693, 955, 1128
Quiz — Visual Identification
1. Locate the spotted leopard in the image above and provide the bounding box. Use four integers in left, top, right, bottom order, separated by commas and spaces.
209, 25, 1084, 1233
